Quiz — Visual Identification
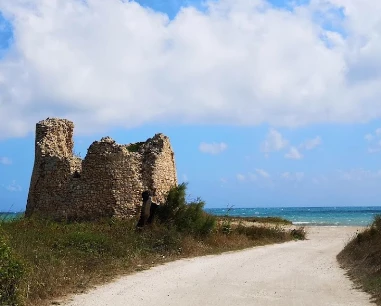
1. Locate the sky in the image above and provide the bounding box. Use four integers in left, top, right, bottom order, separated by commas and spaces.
1, 0, 381, 211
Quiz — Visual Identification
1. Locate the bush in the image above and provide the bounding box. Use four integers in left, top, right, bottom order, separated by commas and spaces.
236, 224, 286, 241
0, 235, 24, 306
338, 215, 381, 305
290, 227, 306, 240
156, 183, 216, 236
372, 215, 381, 232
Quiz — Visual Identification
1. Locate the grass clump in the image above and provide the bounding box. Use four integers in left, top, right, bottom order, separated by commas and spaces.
0, 235, 24, 306
337, 215, 381, 305
217, 216, 292, 225
1, 184, 305, 306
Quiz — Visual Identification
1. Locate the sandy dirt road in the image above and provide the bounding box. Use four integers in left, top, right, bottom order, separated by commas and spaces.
64, 226, 373, 306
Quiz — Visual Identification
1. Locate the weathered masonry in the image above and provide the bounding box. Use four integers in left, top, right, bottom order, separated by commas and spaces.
26, 118, 178, 220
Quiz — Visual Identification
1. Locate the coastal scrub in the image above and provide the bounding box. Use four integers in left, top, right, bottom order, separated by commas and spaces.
337, 215, 381, 305
0, 185, 305, 306
0, 235, 24, 305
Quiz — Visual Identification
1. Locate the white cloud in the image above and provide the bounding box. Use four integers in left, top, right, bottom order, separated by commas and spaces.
338, 169, 381, 181
281, 172, 305, 181
220, 177, 228, 183
285, 147, 303, 160
365, 134, 374, 141
181, 174, 188, 182
236, 174, 246, 182
236, 172, 257, 182
0, 157, 12, 165
299, 136, 322, 150
2, 180, 22, 192
199, 142, 227, 154
365, 128, 381, 153
311, 175, 328, 185
261, 129, 288, 153
0, 0, 381, 138
256, 168, 270, 178
261, 129, 321, 159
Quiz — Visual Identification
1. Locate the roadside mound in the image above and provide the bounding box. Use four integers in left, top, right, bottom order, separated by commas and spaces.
337, 216, 381, 305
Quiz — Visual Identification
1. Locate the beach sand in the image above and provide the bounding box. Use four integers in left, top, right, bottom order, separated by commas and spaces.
63, 226, 373, 306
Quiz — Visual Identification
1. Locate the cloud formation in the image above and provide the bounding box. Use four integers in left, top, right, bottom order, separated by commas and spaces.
261, 128, 288, 154
0, 156, 12, 165
299, 136, 322, 151
236, 172, 257, 182
255, 168, 270, 178
0, 0, 381, 138
338, 169, 381, 181
285, 147, 303, 160
281, 172, 305, 181
2, 180, 22, 192
261, 128, 321, 159
365, 128, 381, 153
199, 142, 228, 154
236, 173, 246, 182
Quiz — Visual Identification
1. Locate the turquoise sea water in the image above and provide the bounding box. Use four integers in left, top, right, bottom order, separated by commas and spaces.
2, 207, 381, 226
205, 207, 381, 226
0, 212, 24, 221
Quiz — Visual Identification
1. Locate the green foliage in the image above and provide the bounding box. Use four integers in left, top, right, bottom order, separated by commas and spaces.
221, 220, 232, 235
149, 228, 182, 253
157, 183, 216, 236
52, 231, 112, 256
0, 235, 24, 306
0, 184, 302, 305
126, 142, 145, 152
220, 205, 234, 235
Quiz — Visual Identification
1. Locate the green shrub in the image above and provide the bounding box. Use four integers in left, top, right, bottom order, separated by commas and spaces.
126, 142, 145, 152
0, 235, 24, 306
157, 183, 216, 236
150, 228, 182, 253
290, 227, 306, 240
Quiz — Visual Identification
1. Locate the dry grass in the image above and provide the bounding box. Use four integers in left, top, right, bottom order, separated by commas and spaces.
216, 216, 292, 225
1, 216, 305, 306
337, 216, 381, 305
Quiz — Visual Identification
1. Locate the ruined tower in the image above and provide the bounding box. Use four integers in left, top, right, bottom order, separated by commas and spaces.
26, 118, 178, 220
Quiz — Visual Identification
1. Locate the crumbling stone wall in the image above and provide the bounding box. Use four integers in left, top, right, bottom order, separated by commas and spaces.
26, 118, 178, 220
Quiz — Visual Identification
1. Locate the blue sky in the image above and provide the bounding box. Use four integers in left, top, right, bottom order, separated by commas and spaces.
1, 0, 381, 211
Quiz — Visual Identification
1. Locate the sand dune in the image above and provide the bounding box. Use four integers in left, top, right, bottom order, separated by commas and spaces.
63, 226, 373, 306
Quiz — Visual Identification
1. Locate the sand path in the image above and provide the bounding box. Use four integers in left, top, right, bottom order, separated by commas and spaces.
64, 226, 373, 306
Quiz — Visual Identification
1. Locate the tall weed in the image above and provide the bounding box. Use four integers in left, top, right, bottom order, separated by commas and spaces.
0, 235, 24, 305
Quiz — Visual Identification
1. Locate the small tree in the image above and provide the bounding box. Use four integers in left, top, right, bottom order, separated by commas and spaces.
156, 183, 216, 236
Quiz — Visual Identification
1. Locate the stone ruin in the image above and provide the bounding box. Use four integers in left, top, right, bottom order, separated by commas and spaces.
26, 118, 178, 220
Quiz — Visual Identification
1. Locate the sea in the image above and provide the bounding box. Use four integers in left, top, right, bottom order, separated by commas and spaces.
0, 212, 24, 222
205, 206, 381, 227
2, 207, 381, 226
